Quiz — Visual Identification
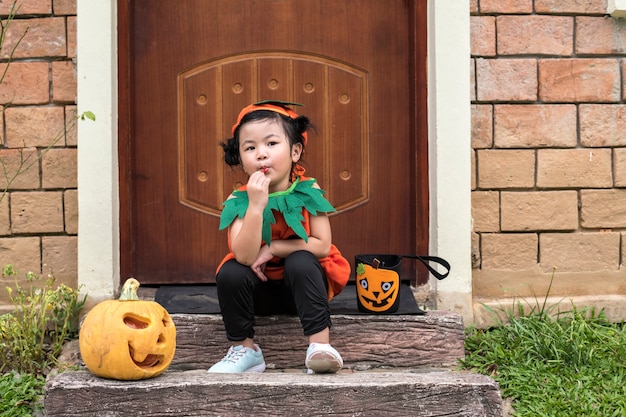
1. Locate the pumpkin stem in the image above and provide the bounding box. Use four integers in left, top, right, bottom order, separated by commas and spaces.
119, 278, 140, 301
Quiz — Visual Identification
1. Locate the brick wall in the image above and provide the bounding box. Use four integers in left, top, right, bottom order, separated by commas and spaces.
2, 0, 623, 315
471, 0, 626, 307
0, 0, 77, 303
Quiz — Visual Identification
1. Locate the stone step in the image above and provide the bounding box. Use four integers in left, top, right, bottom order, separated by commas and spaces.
171, 311, 465, 370
44, 369, 503, 417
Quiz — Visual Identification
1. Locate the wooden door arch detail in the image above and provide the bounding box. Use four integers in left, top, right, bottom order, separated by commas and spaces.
178, 51, 370, 216
118, 0, 430, 285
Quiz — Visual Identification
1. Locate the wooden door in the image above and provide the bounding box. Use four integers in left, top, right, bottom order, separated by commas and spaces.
118, 0, 428, 285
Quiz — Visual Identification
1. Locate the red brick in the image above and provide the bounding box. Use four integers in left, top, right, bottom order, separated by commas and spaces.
576, 16, 626, 55
478, 150, 535, 189
471, 104, 493, 149
42, 148, 77, 188
481, 233, 538, 270
622, 60, 626, 100
476, 58, 537, 101
0, 198, 8, 236
65, 105, 78, 146
501, 191, 578, 231
42, 236, 77, 284
494, 104, 576, 148
539, 59, 620, 102
0, 17, 66, 59
0, 237, 41, 278
5, 106, 65, 148
52, 60, 77, 103
0, 148, 41, 190
0, 62, 49, 105
10, 191, 64, 234
580, 104, 626, 147
614, 148, 626, 186
0, 0, 51, 14
67, 16, 76, 58
472, 191, 500, 232
64, 189, 77, 234
480, 0, 532, 13
470, 0, 478, 14
535, 0, 608, 14
471, 16, 495, 57
540, 232, 619, 273
581, 190, 626, 228
53, 0, 75, 15
471, 232, 480, 268
472, 149, 476, 190
537, 148, 612, 188
497, 16, 573, 56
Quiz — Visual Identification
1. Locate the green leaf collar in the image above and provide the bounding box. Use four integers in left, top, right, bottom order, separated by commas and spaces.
219, 178, 336, 245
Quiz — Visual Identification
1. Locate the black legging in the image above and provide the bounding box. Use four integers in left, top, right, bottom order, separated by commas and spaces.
216, 250, 331, 341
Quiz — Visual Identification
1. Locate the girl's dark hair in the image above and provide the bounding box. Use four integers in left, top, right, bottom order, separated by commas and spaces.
221, 110, 312, 166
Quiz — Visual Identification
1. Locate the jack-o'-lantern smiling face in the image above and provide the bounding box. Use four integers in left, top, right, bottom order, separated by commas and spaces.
79, 278, 177, 380
356, 263, 400, 313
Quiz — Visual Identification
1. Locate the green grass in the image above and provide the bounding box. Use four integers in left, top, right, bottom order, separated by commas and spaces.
461, 301, 626, 416
0, 372, 45, 416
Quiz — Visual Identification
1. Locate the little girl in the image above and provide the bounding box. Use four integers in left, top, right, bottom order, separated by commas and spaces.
208, 101, 350, 374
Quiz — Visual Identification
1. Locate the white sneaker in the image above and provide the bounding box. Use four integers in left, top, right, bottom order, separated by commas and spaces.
207, 344, 266, 373
305, 343, 343, 374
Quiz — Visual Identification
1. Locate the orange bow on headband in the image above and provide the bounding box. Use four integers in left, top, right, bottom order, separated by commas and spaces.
231, 100, 308, 146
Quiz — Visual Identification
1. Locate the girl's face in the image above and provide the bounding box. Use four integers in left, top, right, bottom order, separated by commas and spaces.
238, 119, 302, 192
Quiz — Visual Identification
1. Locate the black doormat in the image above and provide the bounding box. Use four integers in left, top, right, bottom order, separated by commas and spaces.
155, 283, 425, 315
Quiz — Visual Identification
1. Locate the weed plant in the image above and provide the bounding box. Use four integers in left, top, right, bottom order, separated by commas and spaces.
461, 276, 626, 416
0, 265, 86, 376
0, 372, 45, 417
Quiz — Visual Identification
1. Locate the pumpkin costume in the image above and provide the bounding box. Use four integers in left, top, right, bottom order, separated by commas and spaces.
217, 176, 350, 301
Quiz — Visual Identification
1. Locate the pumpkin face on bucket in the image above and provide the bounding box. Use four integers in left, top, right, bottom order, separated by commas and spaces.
356, 263, 400, 313
79, 278, 176, 380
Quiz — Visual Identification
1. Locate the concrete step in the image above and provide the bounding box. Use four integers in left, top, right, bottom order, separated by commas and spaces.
45, 369, 503, 417
45, 311, 502, 416
171, 311, 465, 371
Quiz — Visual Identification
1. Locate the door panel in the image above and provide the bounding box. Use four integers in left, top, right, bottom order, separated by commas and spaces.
178, 53, 369, 215
119, 0, 428, 285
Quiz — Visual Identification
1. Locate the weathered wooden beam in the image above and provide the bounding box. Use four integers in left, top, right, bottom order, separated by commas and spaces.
45, 370, 502, 417
171, 312, 465, 371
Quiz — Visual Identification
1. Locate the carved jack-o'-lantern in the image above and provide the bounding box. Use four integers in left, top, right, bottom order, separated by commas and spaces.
356, 261, 400, 314
79, 278, 176, 380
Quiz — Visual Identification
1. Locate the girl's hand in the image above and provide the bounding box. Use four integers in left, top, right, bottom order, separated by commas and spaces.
246, 170, 271, 211
250, 245, 273, 281
228, 170, 270, 266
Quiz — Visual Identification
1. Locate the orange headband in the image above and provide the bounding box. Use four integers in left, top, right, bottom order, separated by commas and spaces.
231, 101, 308, 145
